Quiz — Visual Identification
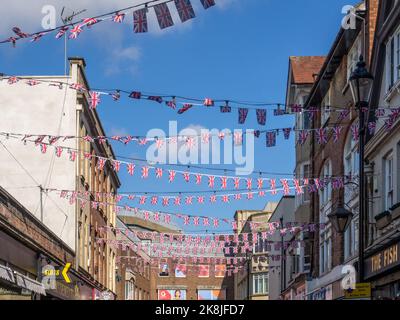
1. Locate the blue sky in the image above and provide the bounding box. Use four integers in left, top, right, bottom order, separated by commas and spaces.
0, 0, 357, 233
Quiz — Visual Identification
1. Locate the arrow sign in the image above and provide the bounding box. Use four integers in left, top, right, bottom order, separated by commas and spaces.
62, 263, 71, 283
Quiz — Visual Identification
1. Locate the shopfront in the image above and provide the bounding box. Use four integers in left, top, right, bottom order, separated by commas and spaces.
365, 239, 400, 300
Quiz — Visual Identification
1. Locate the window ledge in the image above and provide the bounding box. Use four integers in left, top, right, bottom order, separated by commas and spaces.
384, 80, 400, 103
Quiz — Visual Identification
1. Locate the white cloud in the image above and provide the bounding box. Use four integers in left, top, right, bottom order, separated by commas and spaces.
104, 45, 142, 76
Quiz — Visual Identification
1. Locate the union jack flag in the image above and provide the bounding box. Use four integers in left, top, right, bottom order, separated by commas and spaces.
178, 103, 193, 114
204, 98, 214, 107
195, 174, 202, 185
129, 91, 141, 99
133, 9, 148, 33
283, 128, 292, 140
197, 196, 205, 204
234, 193, 241, 200
351, 124, 359, 142
247, 192, 254, 200
185, 196, 193, 205
338, 110, 350, 122
174, 0, 196, 23
112, 160, 121, 172
375, 108, 385, 118
127, 163, 135, 176
165, 99, 176, 109
298, 130, 309, 145
213, 218, 219, 228
257, 178, 264, 189
256, 109, 267, 125
218, 132, 225, 140
293, 179, 303, 195
55, 26, 69, 39
368, 122, 377, 135
238, 108, 249, 124
89, 91, 101, 109
208, 176, 215, 188
291, 104, 302, 113
111, 90, 120, 101
220, 103, 232, 113
139, 196, 147, 205
26, 79, 40, 86
40, 143, 47, 154
210, 194, 217, 203
70, 83, 85, 92
183, 172, 190, 182
246, 178, 252, 190
234, 132, 243, 145
200, 0, 216, 9
266, 131, 276, 147
148, 96, 163, 103
253, 130, 261, 138
168, 170, 176, 182
12, 27, 29, 38
156, 168, 163, 178
234, 178, 240, 189
316, 128, 328, 144
69, 150, 77, 162
270, 179, 277, 195
55, 147, 63, 158
113, 12, 125, 23
174, 196, 181, 206
193, 217, 200, 226
69, 24, 83, 39
31, 32, 47, 42
184, 216, 190, 225
221, 176, 228, 189
154, 3, 174, 29
332, 126, 343, 143
8, 76, 19, 84
164, 214, 171, 224
82, 18, 99, 27
162, 197, 169, 206
97, 158, 106, 170
141, 166, 150, 178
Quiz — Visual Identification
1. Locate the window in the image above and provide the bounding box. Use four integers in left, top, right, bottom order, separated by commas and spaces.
344, 131, 359, 203
344, 215, 359, 260
253, 233, 266, 253
319, 227, 332, 274
295, 162, 311, 209
252, 273, 268, 295
386, 27, 400, 92
319, 160, 332, 210
384, 152, 394, 210
347, 36, 362, 81
321, 90, 331, 125
125, 279, 135, 300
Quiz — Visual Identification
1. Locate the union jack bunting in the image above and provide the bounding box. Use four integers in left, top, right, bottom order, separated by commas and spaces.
238, 108, 249, 124
222, 195, 229, 203
298, 130, 309, 145
256, 109, 267, 125
139, 196, 147, 205
280, 179, 290, 195
12, 27, 29, 38
293, 179, 303, 195
332, 177, 344, 190
155, 168, 163, 178
82, 18, 99, 27
162, 197, 169, 206
153, 3, 174, 30
332, 126, 343, 143
129, 91, 142, 99
247, 192, 254, 200
270, 179, 277, 195
133, 9, 148, 33
258, 190, 266, 197
185, 196, 193, 205
127, 163, 135, 176
195, 174, 202, 185
213, 218, 219, 228
220, 103, 232, 113
316, 128, 328, 144
291, 104, 302, 113
112, 160, 121, 172
141, 166, 150, 178
166, 99, 176, 109
234, 132, 243, 145
253, 130, 261, 138
183, 172, 190, 182
26, 80, 40, 86
148, 96, 163, 103
31, 32, 46, 42
40, 143, 47, 154
197, 196, 205, 204
234, 194, 241, 200
351, 124, 359, 142
55, 147, 63, 158
174, 196, 181, 206
113, 12, 125, 23
203, 98, 214, 107
174, 0, 196, 23
6, 37, 17, 47
68, 150, 77, 162
266, 131, 276, 147
97, 158, 106, 170
70, 83, 85, 92
368, 121, 377, 135
178, 103, 193, 114
111, 90, 121, 101
308, 107, 318, 120
208, 176, 215, 188
283, 128, 292, 140
234, 178, 240, 189
168, 170, 176, 182
200, 0, 215, 9
338, 110, 350, 122
246, 178, 252, 190
257, 178, 264, 189
69, 24, 83, 39
220, 177, 228, 189
273, 108, 285, 116
89, 91, 101, 109
7, 77, 19, 84
375, 108, 385, 117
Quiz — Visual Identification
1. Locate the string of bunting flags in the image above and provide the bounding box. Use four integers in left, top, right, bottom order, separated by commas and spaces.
1, 0, 217, 47
2, 76, 399, 127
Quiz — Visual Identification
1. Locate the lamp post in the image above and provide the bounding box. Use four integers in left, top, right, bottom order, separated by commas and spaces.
349, 55, 374, 283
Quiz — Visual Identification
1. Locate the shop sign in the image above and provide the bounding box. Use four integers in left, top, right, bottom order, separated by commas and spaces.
365, 242, 400, 279
344, 283, 371, 300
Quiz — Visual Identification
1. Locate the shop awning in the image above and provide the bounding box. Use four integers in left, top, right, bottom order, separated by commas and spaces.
15, 272, 46, 296
0, 264, 15, 283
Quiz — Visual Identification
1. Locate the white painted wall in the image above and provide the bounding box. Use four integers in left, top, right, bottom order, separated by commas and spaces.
0, 74, 78, 250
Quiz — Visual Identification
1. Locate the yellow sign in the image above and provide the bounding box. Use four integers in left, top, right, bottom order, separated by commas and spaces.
344, 283, 371, 299
62, 263, 71, 283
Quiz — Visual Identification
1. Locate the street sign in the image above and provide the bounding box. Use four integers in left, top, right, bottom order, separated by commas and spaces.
344, 283, 371, 299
